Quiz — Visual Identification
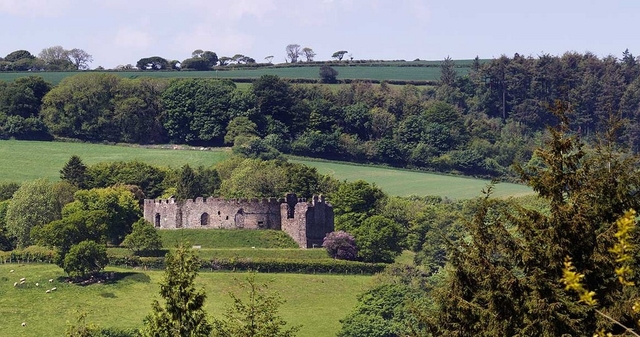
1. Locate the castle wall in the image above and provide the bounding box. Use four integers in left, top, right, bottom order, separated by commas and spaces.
143, 194, 334, 249
144, 197, 282, 230
281, 202, 309, 248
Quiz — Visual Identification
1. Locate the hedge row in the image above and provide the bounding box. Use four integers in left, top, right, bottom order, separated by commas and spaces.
1, 248, 387, 275
109, 256, 386, 275
0, 246, 55, 264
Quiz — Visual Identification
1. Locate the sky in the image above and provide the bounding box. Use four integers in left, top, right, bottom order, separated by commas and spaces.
0, 0, 639, 69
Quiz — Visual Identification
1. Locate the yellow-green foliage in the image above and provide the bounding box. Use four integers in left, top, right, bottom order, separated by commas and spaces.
562, 209, 640, 336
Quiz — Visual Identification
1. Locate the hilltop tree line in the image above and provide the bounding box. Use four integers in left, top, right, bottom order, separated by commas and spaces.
2, 50, 640, 178
0, 45, 350, 71
0, 47, 93, 71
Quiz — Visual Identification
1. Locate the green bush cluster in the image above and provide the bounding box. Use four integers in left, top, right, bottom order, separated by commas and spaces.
0, 246, 55, 263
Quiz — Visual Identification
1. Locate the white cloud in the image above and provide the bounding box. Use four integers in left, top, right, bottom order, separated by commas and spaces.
180, 0, 276, 21
0, 0, 72, 17
113, 26, 153, 50
407, 0, 431, 21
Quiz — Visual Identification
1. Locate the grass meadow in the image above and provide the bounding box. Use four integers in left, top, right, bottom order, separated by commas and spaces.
157, 228, 299, 249
290, 157, 532, 199
0, 140, 532, 199
0, 140, 230, 182
0, 264, 371, 337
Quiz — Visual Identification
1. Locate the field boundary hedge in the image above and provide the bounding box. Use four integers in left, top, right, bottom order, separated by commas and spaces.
1, 248, 387, 275
109, 256, 386, 275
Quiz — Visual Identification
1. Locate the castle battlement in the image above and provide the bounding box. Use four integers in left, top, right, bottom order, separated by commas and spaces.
143, 193, 334, 248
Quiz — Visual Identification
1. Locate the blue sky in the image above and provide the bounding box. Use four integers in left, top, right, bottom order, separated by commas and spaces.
0, 0, 638, 69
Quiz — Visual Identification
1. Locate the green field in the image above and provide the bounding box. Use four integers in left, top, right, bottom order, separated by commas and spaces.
0, 140, 230, 182
158, 228, 299, 249
0, 62, 475, 85
0, 140, 532, 199
0, 264, 371, 337
291, 157, 532, 199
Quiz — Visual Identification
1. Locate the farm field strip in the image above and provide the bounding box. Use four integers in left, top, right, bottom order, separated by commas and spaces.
0, 140, 532, 199
0, 64, 472, 84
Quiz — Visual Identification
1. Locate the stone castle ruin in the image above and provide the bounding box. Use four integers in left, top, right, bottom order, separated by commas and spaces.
143, 194, 334, 248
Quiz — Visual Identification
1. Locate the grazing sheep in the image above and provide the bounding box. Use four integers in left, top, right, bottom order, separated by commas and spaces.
51, 287, 57, 291
13, 282, 17, 287
19, 277, 25, 282
21, 322, 26, 327
49, 279, 53, 283
19, 280, 25, 285
9, 269, 14, 273
35, 283, 39, 287
46, 289, 51, 293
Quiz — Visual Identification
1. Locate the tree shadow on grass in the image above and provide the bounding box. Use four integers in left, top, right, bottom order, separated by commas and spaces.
70, 271, 151, 287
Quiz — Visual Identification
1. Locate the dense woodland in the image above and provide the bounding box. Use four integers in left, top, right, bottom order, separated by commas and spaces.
2, 51, 640, 179
4, 51, 640, 336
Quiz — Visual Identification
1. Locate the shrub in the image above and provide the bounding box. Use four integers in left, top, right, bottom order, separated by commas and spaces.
323, 231, 358, 260
122, 219, 163, 256
64, 240, 108, 279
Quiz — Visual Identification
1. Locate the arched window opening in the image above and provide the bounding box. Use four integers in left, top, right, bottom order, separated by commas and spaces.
155, 213, 161, 228
201, 213, 209, 226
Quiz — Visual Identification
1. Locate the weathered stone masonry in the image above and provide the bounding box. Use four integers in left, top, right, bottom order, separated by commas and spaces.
143, 193, 334, 248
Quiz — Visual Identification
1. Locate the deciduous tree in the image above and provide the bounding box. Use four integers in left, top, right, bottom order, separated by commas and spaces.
319, 65, 338, 84
162, 79, 236, 144
122, 219, 162, 255
285, 44, 301, 63
332, 50, 348, 61
322, 230, 357, 260
302, 47, 316, 62
63, 240, 108, 279
68, 48, 93, 70
5, 179, 62, 248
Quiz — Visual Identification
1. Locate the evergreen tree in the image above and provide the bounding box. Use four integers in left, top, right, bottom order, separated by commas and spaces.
176, 164, 198, 201
427, 102, 640, 336
439, 56, 457, 86
141, 245, 212, 337
212, 274, 300, 337
60, 155, 87, 189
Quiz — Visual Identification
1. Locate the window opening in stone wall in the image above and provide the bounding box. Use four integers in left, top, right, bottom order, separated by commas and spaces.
201, 213, 209, 226
286, 194, 297, 219
225, 215, 229, 220
258, 221, 264, 228
155, 213, 161, 228
217, 211, 221, 216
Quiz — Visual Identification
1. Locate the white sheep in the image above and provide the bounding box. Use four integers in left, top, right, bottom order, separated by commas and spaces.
49, 279, 53, 283
35, 283, 39, 287
19, 280, 25, 285
19, 277, 25, 282
51, 287, 57, 291
21, 322, 26, 327
13, 282, 17, 287
9, 269, 14, 273
46, 289, 51, 293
